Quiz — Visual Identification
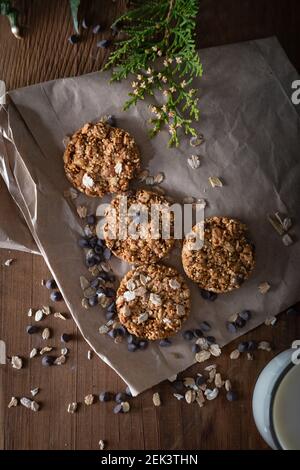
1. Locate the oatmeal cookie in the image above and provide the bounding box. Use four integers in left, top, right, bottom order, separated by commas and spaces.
103, 189, 175, 264
182, 217, 255, 293
63, 121, 140, 197
116, 264, 190, 340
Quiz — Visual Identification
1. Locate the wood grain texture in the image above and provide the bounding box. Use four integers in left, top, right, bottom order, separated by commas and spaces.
0, 0, 300, 450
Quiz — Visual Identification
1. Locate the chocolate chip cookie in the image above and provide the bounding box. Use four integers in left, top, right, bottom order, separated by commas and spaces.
116, 264, 190, 340
63, 121, 140, 197
103, 189, 175, 264
182, 217, 255, 293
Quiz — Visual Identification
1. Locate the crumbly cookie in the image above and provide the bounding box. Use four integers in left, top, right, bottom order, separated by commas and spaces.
63, 121, 140, 197
103, 189, 175, 264
116, 264, 190, 340
182, 217, 255, 293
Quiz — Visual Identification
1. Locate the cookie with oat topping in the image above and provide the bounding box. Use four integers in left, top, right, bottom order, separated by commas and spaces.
63, 121, 140, 197
182, 217, 255, 293
116, 264, 190, 340
103, 189, 175, 264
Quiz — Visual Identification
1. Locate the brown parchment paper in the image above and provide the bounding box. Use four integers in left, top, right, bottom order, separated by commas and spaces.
0, 37, 300, 395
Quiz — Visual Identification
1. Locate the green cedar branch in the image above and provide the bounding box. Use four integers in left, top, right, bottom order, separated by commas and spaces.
104, 0, 203, 147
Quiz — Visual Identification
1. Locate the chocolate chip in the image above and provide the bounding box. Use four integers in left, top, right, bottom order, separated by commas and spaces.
159, 339, 172, 347
107, 301, 116, 313
87, 215, 96, 225
206, 336, 216, 345
105, 288, 116, 298
78, 237, 90, 248
105, 310, 116, 321
226, 321, 237, 333
103, 247, 112, 260
127, 343, 138, 352
239, 310, 251, 321
115, 326, 127, 337
106, 115, 116, 127
182, 330, 194, 341
237, 341, 249, 353
45, 279, 57, 290
200, 321, 211, 332
113, 403, 123, 414
88, 296, 98, 307
193, 329, 204, 338
138, 340, 148, 350
195, 375, 206, 386
108, 329, 118, 339
226, 390, 238, 401
50, 291, 63, 302
92, 24, 102, 34
235, 316, 246, 329
192, 344, 201, 353
200, 290, 218, 301
115, 392, 127, 403
42, 355, 55, 367
172, 380, 185, 393
61, 333, 72, 343
26, 325, 39, 335
68, 34, 80, 44
127, 335, 139, 345
247, 340, 258, 351
99, 391, 113, 402
97, 39, 111, 48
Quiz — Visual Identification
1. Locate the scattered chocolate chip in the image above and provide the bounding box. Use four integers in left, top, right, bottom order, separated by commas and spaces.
113, 403, 123, 414
26, 325, 39, 335
42, 355, 55, 367
103, 247, 112, 261
195, 375, 206, 386
92, 24, 102, 34
159, 339, 172, 347
172, 380, 185, 393
50, 291, 63, 302
247, 340, 258, 351
182, 330, 194, 341
239, 310, 251, 321
78, 237, 90, 248
199, 321, 211, 332
90, 278, 100, 289
226, 321, 237, 333
235, 316, 246, 329
192, 344, 201, 353
206, 336, 216, 345
97, 39, 111, 48
99, 391, 113, 402
200, 290, 218, 301
61, 333, 72, 343
286, 306, 300, 316
106, 115, 116, 127
115, 392, 127, 404
105, 310, 116, 321
193, 329, 203, 338
226, 390, 238, 401
45, 279, 57, 290
88, 296, 99, 307
237, 341, 248, 353
68, 34, 80, 44
108, 329, 118, 339
127, 343, 138, 352
138, 340, 148, 350
105, 288, 116, 298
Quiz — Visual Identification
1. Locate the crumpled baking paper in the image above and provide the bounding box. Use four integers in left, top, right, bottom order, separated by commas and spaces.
0, 37, 299, 395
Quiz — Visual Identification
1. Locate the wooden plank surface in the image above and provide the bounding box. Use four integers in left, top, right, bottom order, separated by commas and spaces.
0, 0, 299, 450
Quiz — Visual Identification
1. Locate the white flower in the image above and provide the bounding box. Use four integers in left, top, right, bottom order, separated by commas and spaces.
150, 106, 157, 113
147, 76, 154, 83
180, 80, 187, 88
137, 74, 142, 80
157, 50, 162, 57
163, 59, 168, 67
168, 58, 173, 64
157, 73, 162, 79
188, 88, 196, 96
162, 76, 167, 83
176, 57, 182, 64
140, 81, 146, 88
161, 105, 167, 113
163, 90, 169, 97
131, 81, 138, 88
146, 67, 153, 75
169, 86, 176, 93
168, 111, 175, 117
152, 46, 158, 52
156, 112, 162, 119
169, 125, 176, 135
133, 89, 139, 95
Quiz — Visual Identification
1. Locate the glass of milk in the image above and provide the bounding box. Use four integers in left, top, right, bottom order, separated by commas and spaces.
252, 345, 300, 450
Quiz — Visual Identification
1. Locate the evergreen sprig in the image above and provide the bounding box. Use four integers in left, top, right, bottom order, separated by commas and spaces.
104, 0, 203, 146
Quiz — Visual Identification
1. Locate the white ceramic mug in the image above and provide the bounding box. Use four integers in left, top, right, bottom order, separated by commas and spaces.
252, 346, 300, 449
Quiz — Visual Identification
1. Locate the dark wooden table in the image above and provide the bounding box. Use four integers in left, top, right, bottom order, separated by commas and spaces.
0, 0, 299, 450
